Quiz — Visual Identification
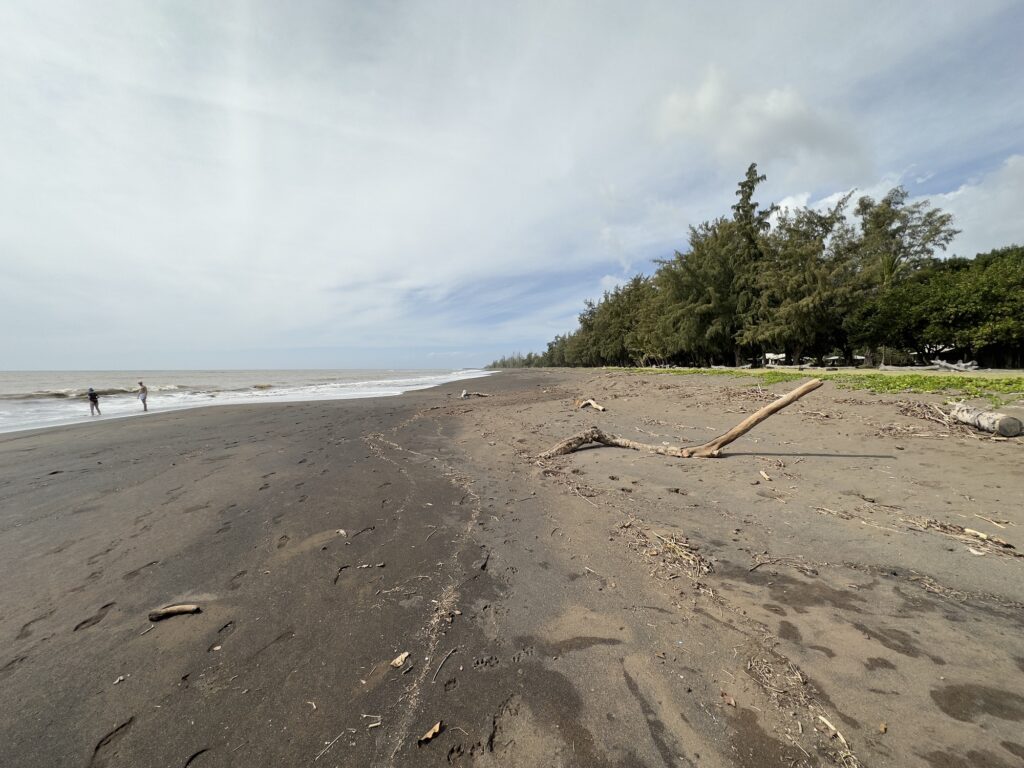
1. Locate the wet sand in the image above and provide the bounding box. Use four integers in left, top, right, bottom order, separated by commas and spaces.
1, 369, 1022, 767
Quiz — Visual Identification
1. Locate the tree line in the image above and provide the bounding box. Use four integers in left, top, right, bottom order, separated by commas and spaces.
490, 164, 1024, 369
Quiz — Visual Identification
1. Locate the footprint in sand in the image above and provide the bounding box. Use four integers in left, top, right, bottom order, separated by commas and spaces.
86, 540, 120, 566
68, 570, 103, 594
17, 609, 55, 640
87, 717, 134, 768
127, 524, 152, 540
249, 629, 295, 660
510, 646, 535, 664
74, 602, 116, 632
1, 655, 28, 679
208, 621, 236, 652
228, 571, 247, 590
276, 535, 290, 549
122, 561, 159, 580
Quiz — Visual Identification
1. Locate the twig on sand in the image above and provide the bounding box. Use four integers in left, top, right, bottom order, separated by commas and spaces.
432, 647, 458, 683
817, 715, 849, 747
786, 735, 811, 758
314, 732, 344, 761
569, 483, 598, 507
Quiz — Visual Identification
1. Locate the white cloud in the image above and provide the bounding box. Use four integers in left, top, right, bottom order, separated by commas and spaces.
657, 68, 870, 189
0, 1, 1019, 367
931, 155, 1024, 257
789, 157, 1024, 259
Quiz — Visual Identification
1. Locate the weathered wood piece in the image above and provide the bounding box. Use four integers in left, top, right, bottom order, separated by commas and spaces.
931, 359, 978, 372
148, 603, 201, 621
950, 403, 1022, 437
460, 390, 491, 399
879, 364, 939, 371
574, 398, 606, 412
539, 378, 824, 459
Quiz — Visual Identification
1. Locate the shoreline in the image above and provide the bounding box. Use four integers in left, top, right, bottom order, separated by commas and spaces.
1, 368, 1021, 767
0, 368, 497, 437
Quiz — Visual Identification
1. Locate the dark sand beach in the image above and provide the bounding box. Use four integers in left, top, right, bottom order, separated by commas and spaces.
1, 369, 1022, 767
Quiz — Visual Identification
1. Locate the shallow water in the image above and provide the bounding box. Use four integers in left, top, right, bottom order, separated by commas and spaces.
0, 368, 492, 434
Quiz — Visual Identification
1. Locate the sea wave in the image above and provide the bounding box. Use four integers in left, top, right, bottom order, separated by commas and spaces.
0, 369, 494, 435
0, 383, 187, 401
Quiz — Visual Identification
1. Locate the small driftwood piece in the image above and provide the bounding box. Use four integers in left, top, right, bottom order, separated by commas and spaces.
148, 604, 202, 622
574, 398, 606, 412
460, 389, 491, 399
949, 402, 1022, 437
540, 378, 823, 459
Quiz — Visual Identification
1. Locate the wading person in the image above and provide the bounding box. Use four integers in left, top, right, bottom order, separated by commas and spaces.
87, 388, 101, 416
138, 381, 148, 412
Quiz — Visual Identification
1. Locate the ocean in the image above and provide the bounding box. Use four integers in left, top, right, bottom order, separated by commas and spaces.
0, 369, 494, 434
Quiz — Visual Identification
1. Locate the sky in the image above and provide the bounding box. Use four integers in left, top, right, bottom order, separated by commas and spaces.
2, 1, 1022, 370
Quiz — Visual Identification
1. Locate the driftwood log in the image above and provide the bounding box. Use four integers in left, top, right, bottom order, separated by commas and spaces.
540, 378, 823, 459
879, 364, 940, 372
148, 604, 202, 622
931, 359, 978, 372
950, 403, 1022, 437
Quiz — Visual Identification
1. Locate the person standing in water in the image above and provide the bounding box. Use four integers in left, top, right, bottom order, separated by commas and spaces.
87, 388, 101, 416
138, 381, 148, 412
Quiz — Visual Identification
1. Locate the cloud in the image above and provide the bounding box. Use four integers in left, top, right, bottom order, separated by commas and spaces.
931, 154, 1024, 257
0, 1, 1020, 368
785, 156, 1024, 260
657, 69, 869, 189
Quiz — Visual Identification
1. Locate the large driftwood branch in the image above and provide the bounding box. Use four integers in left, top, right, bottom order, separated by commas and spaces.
539, 378, 823, 459
931, 359, 978, 372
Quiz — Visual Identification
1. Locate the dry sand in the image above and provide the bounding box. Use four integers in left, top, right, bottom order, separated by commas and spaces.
1, 369, 1022, 767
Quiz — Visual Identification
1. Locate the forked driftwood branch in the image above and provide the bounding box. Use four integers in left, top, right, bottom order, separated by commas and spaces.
539, 378, 823, 459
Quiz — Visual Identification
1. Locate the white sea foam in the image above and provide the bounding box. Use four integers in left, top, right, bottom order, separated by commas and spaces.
0, 369, 495, 434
